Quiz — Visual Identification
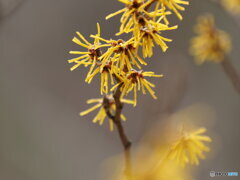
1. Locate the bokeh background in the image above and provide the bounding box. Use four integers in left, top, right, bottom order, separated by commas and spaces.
0, 0, 239, 179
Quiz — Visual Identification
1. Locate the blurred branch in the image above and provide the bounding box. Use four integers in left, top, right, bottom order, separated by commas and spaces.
221, 56, 240, 94
209, 0, 240, 28
206, 0, 240, 93
0, 0, 25, 19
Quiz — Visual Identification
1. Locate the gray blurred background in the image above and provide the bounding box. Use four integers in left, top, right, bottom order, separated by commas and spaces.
0, 0, 239, 179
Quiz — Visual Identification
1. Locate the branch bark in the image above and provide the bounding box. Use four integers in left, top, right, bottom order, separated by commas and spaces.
103, 84, 132, 179
113, 86, 132, 179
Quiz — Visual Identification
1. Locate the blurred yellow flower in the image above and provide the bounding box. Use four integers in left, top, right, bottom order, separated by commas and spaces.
112, 70, 163, 106
107, 124, 195, 180
111, 155, 191, 180
104, 112, 212, 180
80, 95, 134, 131
168, 127, 212, 167
190, 15, 231, 64
221, 0, 240, 15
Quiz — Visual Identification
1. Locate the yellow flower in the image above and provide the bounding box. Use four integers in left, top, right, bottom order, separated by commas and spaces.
106, 0, 152, 35
134, 22, 177, 57
68, 23, 110, 77
190, 15, 231, 64
105, 0, 176, 35
80, 95, 134, 131
85, 61, 119, 95
168, 127, 212, 167
155, 0, 189, 20
221, 0, 240, 15
112, 70, 163, 106
90, 36, 147, 71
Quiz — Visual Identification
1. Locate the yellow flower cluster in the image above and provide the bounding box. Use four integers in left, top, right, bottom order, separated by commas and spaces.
190, 15, 231, 64
106, 0, 188, 57
221, 0, 240, 15
68, 0, 188, 129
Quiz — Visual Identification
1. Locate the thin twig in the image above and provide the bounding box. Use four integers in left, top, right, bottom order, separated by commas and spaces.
113, 86, 132, 179
103, 85, 132, 179
221, 56, 240, 94
113, 88, 131, 150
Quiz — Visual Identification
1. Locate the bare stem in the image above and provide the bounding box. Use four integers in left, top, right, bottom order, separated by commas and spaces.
114, 86, 132, 179
221, 56, 240, 94
104, 84, 132, 179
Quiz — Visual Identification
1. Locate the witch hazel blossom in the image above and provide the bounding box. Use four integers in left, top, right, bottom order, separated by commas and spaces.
65, 1, 213, 179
